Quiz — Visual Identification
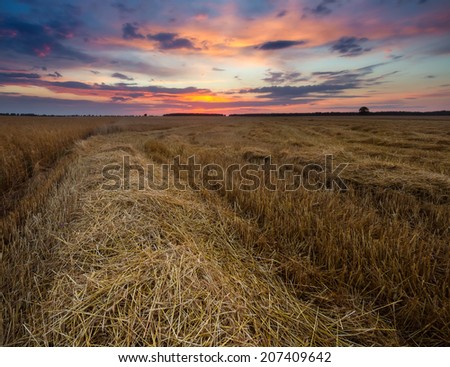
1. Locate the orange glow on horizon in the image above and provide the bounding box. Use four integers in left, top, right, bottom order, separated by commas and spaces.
181, 94, 234, 103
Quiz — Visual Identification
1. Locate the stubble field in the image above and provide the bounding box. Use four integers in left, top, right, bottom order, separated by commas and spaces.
1, 115, 449, 346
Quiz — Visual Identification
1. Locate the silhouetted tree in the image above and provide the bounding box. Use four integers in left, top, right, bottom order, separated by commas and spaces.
359, 106, 370, 114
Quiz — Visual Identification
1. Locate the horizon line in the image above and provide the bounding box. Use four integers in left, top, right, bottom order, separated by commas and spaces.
1, 110, 450, 118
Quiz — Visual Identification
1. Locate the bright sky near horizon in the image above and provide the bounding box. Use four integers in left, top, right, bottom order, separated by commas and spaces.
0, 0, 449, 115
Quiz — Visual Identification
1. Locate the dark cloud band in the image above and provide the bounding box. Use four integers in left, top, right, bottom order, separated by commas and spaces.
257, 40, 306, 50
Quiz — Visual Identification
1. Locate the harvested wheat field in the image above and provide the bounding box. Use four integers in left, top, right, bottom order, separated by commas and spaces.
1, 115, 449, 346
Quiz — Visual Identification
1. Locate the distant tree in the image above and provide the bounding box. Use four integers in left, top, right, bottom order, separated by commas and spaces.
359, 106, 370, 114
144, 113, 147, 117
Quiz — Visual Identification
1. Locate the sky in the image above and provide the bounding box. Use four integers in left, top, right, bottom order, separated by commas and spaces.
0, 0, 449, 115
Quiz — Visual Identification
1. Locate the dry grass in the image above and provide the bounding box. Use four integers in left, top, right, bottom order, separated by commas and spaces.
1, 115, 449, 346
0, 116, 119, 217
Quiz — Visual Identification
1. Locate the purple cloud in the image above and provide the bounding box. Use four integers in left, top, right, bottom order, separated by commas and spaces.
305, 0, 338, 16
47, 71, 63, 78
331, 37, 371, 56
257, 40, 306, 50
262, 71, 306, 85
111, 72, 133, 81
122, 23, 144, 40
147, 32, 197, 50
0, 18, 94, 62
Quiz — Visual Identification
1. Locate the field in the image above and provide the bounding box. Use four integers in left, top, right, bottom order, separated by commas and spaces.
1, 115, 449, 346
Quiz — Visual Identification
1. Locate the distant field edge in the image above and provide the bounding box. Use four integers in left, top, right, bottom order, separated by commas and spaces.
1, 111, 449, 118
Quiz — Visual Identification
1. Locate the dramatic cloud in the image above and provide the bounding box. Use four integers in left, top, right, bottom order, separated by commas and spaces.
257, 40, 306, 50
0, 72, 41, 79
311, 63, 399, 90
111, 91, 146, 102
49, 81, 92, 89
0, 18, 94, 62
331, 37, 371, 56
111, 72, 133, 81
240, 84, 353, 101
0, 72, 41, 86
125, 93, 145, 98
305, 0, 338, 16
39, 79, 212, 96
122, 23, 144, 40
236, 62, 400, 106
147, 32, 197, 50
47, 71, 63, 78
262, 71, 306, 85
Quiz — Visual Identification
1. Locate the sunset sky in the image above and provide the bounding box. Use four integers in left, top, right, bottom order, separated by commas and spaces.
0, 0, 449, 115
